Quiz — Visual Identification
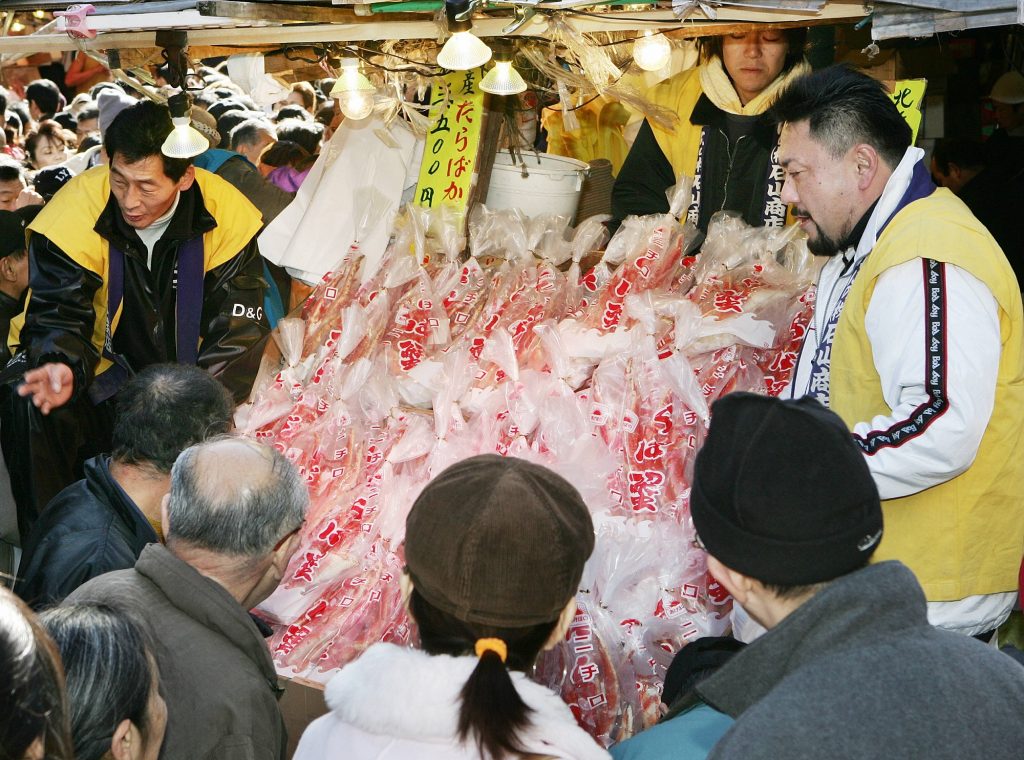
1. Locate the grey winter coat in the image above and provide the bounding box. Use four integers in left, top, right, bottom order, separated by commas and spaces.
67, 543, 287, 760
698, 561, 1024, 759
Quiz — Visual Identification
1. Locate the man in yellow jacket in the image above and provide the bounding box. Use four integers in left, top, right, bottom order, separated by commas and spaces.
6, 100, 269, 532
775, 65, 1024, 639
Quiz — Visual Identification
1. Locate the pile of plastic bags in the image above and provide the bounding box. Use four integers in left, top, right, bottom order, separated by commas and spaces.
242, 198, 815, 745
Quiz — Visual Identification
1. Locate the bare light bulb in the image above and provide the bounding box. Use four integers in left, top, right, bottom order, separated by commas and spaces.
633, 31, 671, 72
480, 61, 527, 96
338, 91, 375, 121
437, 30, 492, 71
330, 58, 376, 121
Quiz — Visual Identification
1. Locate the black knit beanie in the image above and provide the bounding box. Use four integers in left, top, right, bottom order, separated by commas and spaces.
691, 392, 883, 586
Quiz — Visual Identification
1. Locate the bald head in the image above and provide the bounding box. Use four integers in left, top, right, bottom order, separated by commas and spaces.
166, 437, 308, 557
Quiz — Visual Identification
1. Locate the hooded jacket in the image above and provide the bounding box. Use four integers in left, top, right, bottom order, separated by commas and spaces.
697, 562, 1024, 759
14, 454, 157, 609
293, 642, 611, 760
13, 165, 269, 403
67, 543, 287, 760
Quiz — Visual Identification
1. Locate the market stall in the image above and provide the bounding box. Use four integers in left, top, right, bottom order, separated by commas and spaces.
1, 0, 1021, 753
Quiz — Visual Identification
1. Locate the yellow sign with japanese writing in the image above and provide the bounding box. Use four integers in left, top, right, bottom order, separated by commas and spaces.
416, 68, 486, 214
890, 79, 927, 144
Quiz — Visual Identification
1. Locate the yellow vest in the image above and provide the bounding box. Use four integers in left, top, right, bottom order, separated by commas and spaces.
646, 67, 705, 182
644, 66, 797, 227
831, 188, 1024, 600
13, 165, 262, 377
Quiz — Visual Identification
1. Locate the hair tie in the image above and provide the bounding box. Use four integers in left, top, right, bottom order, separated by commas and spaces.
474, 638, 508, 663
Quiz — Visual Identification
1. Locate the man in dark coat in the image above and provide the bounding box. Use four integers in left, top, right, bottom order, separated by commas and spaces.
15, 363, 233, 608
931, 137, 1024, 290
68, 437, 308, 760
688, 393, 1024, 760
0, 205, 40, 365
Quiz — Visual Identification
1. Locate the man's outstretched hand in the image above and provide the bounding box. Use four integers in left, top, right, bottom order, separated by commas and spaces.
18, 362, 74, 414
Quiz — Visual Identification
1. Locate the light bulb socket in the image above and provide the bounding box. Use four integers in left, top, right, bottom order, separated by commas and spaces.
489, 38, 515, 64
167, 90, 192, 120
445, 0, 474, 30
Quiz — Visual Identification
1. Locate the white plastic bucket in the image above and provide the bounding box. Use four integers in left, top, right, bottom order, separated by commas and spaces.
485, 151, 589, 221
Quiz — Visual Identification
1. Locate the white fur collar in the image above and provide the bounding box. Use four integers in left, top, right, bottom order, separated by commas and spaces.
325, 643, 610, 759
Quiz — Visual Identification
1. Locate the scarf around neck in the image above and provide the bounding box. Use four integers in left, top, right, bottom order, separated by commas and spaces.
698, 57, 810, 116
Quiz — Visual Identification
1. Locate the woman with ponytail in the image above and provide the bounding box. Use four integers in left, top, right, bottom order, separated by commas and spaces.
293, 454, 609, 760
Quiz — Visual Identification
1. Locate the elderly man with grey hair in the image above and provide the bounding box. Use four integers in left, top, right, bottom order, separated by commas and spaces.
67, 437, 308, 760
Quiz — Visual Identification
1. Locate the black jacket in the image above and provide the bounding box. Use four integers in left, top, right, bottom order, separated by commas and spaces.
0, 290, 21, 365
612, 95, 777, 233
20, 177, 269, 403
957, 168, 1024, 290
15, 454, 158, 609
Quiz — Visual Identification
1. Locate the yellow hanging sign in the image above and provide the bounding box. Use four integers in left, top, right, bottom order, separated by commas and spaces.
889, 79, 927, 144
416, 68, 486, 214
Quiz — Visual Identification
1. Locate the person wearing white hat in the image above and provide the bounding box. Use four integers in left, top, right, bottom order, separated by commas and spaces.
989, 70, 1024, 137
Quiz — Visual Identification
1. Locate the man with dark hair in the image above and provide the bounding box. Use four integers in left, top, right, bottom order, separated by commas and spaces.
25, 79, 64, 123
7, 102, 30, 139
0, 206, 41, 364
207, 97, 249, 121
52, 111, 77, 134
68, 437, 308, 760
275, 118, 323, 155
0, 160, 26, 212
8, 99, 269, 528
931, 138, 1024, 288
215, 110, 252, 149
686, 393, 1024, 759
274, 104, 312, 123
774, 65, 1024, 638
230, 118, 277, 168
14, 363, 233, 609
74, 105, 99, 141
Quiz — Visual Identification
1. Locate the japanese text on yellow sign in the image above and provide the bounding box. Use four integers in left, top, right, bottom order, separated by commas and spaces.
890, 79, 927, 144
416, 69, 485, 213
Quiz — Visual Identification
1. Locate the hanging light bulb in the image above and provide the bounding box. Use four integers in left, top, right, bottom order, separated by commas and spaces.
480, 61, 527, 95
161, 92, 209, 159
33, 10, 47, 19
338, 89, 375, 121
10, 21, 25, 33
480, 42, 526, 96
633, 31, 672, 72
330, 57, 377, 121
436, 0, 491, 71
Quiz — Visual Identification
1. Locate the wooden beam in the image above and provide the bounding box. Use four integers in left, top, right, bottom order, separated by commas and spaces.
0, 2, 868, 55
197, 1, 364, 22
